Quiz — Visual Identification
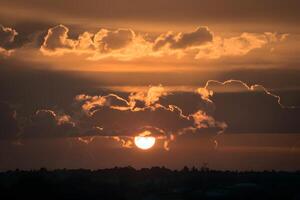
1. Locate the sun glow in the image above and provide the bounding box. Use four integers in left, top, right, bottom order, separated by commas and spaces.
134, 136, 156, 150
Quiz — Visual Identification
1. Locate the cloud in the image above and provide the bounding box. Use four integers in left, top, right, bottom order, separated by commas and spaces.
75, 31, 95, 51
0, 47, 13, 56
112, 136, 134, 148
196, 87, 214, 103
192, 110, 227, 131
1, 61, 300, 148
39, 24, 286, 61
196, 32, 288, 59
75, 85, 168, 114
5, 79, 300, 141
22, 109, 77, 138
84, 106, 192, 136
2, 77, 300, 151
94, 28, 135, 52
61, 85, 226, 148
197, 79, 300, 133
75, 93, 130, 114
1, 64, 300, 138
73, 28, 137, 55
74, 86, 225, 139
0, 25, 17, 47
153, 26, 213, 50
40, 25, 152, 60
40, 24, 76, 55
128, 85, 167, 108
0, 25, 18, 56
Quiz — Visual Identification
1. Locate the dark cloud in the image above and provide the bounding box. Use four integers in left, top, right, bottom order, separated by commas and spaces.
22, 109, 77, 138
4, 83, 225, 140
95, 29, 134, 52
0, 23, 47, 55
171, 27, 213, 49
84, 106, 193, 136
2, 86, 300, 140
74, 81, 300, 137
213, 91, 300, 133
0, 25, 17, 48
0, 65, 100, 113
0, 23, 50, 53
0, 25, 18, 56
41, 24, 75, 52
158, 92, 214, 116
74, 87, 225, 137
153, 27, 213, 50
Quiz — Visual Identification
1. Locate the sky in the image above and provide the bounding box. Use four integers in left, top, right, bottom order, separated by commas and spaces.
0, 0, 300, 171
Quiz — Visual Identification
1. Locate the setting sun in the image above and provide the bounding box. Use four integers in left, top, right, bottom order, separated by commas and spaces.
134, 136, 156, 150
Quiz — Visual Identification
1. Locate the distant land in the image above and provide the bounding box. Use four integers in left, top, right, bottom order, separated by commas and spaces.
0, 167, 300, 200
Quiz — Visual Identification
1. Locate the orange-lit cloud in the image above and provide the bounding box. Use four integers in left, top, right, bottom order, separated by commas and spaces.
40, 25, 153, 60
0, 25, 18, 56
112, 136, 134, 148
128, 85, 167, 108
153, 26, 213, 50
39, 24, 287, 61
40, 24, 76, 55
196, 32, 288, 59
73, 85, 226, 150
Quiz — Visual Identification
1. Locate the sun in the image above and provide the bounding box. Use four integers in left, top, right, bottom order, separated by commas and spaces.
134, 136, 156, 150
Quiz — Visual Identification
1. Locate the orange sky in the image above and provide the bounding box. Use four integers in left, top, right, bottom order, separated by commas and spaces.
0, 0, 299, 72
0, 0, 300, 170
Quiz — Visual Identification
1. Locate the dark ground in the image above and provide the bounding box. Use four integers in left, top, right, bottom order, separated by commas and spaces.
0, 167, 300, 200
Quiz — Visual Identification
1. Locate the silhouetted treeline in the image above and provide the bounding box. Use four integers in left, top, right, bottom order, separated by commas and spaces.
0, 167, 300, 200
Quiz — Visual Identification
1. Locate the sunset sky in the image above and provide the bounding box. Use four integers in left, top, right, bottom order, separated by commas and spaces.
0, 0, 300, 171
